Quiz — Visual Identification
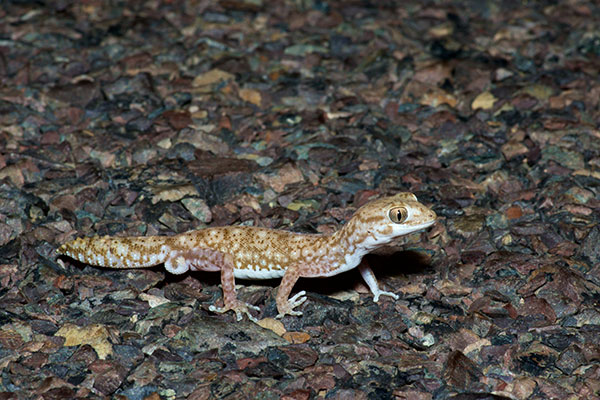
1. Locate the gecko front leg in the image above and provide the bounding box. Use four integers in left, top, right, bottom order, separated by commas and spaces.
208, 254, 260, 322
358, 259, 399, 302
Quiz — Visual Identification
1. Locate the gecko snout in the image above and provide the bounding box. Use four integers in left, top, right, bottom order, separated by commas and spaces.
411, 205, 436, 227
427, 208, 437, 221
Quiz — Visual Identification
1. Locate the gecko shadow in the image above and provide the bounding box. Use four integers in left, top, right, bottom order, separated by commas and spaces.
57, 255, 170, 282
292, 249, 434, 298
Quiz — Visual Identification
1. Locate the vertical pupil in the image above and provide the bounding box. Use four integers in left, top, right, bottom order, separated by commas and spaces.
390, 208, 405, 222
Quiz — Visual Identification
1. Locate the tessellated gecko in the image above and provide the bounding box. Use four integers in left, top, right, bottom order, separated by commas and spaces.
58, 193, 436, 321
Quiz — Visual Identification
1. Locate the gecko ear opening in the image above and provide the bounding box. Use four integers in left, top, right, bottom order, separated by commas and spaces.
388, 207, 408, 223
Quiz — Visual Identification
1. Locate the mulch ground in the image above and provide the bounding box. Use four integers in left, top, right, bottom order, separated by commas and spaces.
1, 0, 599, 399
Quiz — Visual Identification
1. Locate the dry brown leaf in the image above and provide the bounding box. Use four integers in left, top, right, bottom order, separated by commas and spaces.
256, 163, 304, 192
239, 88, 262, 106
420, 90, 457, 108
257, 318, 286, 336
192, 69, 235, 87
151, 184, 199, 204
472, 91, 497, 110
55, 324, 113, 359
282, 331, 311, 344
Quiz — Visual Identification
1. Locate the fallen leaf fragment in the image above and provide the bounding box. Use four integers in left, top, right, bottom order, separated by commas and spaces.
283, 331, 311, 344
420, 90, 457, 108
397, 283, 427, 296
0, 328, 25, 350
0, 165, 24, 187
501, 141, 529, 160
178, 128, 230, 155
286, 199, 319, 212
257, 318, 286, 336
434, 279, 473, 296
181, 197, 212, 223
509, 377, 537, 399
239, 88, 262, 106
192, 69, 235, 87
55, 323, 113, 359
151, 184, 199, 204
472, 91, 497, 110
139, 293, 170, 308
256, 163, 304, 192
520, 84, 554, 100
506, 205, 523, 219
463, 338, 491, 355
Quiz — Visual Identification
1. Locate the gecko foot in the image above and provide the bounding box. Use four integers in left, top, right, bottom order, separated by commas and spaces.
276, 290, 307, 319
372, 290, 400, 302
209, 300, 260, 323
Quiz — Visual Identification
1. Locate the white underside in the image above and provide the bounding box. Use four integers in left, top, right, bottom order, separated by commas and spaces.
234, 268, 286, 280
230, 219, 436, 280
317, 251, 365, 277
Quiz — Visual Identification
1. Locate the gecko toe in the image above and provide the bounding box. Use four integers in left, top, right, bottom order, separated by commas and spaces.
373, 290, 399, 302
288, 291, 307, 306
276, 291, 307, 318
245, 313, 258, 323
276, 310, 303, 319
209, 304, 224, 313
209, 300, 259, 322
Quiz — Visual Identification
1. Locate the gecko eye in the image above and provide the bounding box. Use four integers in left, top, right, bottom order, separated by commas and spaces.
389, 207, 408, 223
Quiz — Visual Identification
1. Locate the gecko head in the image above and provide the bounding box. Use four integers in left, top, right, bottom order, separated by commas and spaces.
347, 192, 437, 249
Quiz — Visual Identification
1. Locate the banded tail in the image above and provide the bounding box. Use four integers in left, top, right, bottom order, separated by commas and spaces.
57, 235, 171, 269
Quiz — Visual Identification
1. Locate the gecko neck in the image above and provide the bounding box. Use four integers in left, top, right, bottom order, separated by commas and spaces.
330, 216, 375, 259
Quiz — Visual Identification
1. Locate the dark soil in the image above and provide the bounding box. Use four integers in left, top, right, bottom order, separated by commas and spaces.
1, 1, 599, 399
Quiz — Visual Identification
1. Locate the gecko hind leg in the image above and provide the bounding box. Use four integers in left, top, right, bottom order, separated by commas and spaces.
275, 264, 308, 318
209, 253, 261, 322
170, 249, 261, 322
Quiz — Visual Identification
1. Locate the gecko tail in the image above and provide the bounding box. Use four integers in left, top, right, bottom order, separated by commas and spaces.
57, 235, 171, 269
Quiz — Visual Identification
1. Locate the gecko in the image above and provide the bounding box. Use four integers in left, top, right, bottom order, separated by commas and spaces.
57, 193, 436, 322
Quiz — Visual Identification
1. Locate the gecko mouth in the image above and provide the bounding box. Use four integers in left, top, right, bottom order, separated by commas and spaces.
410, 219, 436, 230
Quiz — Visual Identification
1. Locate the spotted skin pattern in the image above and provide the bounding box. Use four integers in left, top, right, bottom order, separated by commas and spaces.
57, 193, 436, 321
